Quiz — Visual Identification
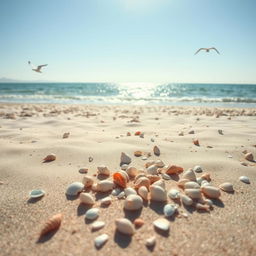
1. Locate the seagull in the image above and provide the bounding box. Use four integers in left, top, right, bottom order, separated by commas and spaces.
28, 61, 48, 73
194, 47, 220, 55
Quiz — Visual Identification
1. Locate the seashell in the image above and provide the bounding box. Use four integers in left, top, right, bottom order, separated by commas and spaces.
147, 175, 161, 184
201, 173, 211, 182
185, 189, 202, 199
153, 145, 160, 156
134, 173, 147, 183
113, 172, 128, 188
66, 182, 84, 196
239, 176, 250, 184
79, 167, 88, 174
167, 189, 180, 200
147, 165, 158, 175
97, 165, 110, 176
153, 179, 165, 189
91, 221, 105, 231
134, 131, 141, 136
219, 182, 234, 192
245, 152, 254, 162
91, 183, 98, 192
165, 165, 184, 175
121, 164, 129, 170
94, 234, 109, 248
117, 191, 126, 199
138, 186, 148, 200
120, 152, 132, 165
134, 177, 150, 190
151, 138, 155, 142
145, 160, 156, 168
124, 187, 137, 196
177, 179, 190, 188
62, 132, 70, 139
82, 176, 94, 188
188, 130, 195, 134
182, 169, 196, 182
180, 194, 193, 206
201, 180, 210, 187
204, 199, 214, 207
155, 160, 165, 168
178, 131, 184, 136
184, 181, 200, 189
134, 151, 143, 157
85, 208, 99, 220
100, 196, 112, 206
29, 189, 45, 199
134, 218, 144, 228
124, 194, 143, 210
196, 177, 203, 185
145, 236, 156, 248
149, 185, 167, 202
40, 213, 62, 237
126, 166, 138, 178
111, 188, 122, 196
115, 218, 135, 235
161, 173, 171, 180
195, 203, 210, 211
96, 180, 114, 192
218, 129, 223, 135
201, 186, 221, 199
153, 218, 170, 231
43, 153, 56, 162
163, 204, 177, 217
193, 139, 200, 146
139, 133, 144, 138
127, 132, 131, 136
142, 156, 148, 160
193, 165, 203, 173
79, 193, 94, 205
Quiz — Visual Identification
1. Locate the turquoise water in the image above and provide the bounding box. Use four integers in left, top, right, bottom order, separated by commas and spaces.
0, 83, 256, 107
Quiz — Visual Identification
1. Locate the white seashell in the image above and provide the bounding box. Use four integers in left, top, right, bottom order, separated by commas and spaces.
177, 179, 190, 188
204, 199, 214, 207
82, 176, 94, 188
120, 152, 132, 165
100, 196, 112, 206
153, 218, 170, 231
201, 180, 210, 187
185, 189, 202, 199
138, 186, 148, 200
134, 177, 150, 190
147, 165, 158, 175
91, 221, 105, 231
180, 194, 193, 206
182, 169, 196, 182
201, 186, 221, 199
94, 234, 109, 248
117, 191, 126, 199
79, 167, 88, 174
163, 204, 177, 217
239, 176, 250, 184
126, 167, 138, 178
97, 165, 110, 176
161, 173, 171, 180
115, 218, 135, 235
153, 179, 165, 189
153, 146, 160, 156
167, 189, 180, 200
142, 156, 148, 160
145, 236, 156, 247
121, 164, 129, 170
155, 160, 165, 168
124, 187, 137, 197
96, 180, 114, 192
91, 183, 98, 192
66, 182, 84, 196
134, 173, 147, 183
219, 182, 234, 192
85, 208, 99, 220
29, 189, 45, 198
150, 185, 167, 202
193, 165, 203, 173
124, 195, 143, 210
196, 177, 203, 185
79, 193, 94, 205
112, 188, 122, 196
184, 181, 200, 189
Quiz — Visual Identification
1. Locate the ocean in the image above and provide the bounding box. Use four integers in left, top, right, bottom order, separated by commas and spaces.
0, 83, 256, 107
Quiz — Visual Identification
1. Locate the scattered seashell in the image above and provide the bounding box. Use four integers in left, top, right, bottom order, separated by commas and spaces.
117, 191, 126, 199
165, 165, 184, 175
193, 165, 203, 173
43, 153, 56, 162
201, 180, 210, 187
227, 155, 233, 158
193, 139, 200, 146
145, 160, 156, 168
113, 172, 128, 188
182, 169, 197, 182
180, 194, 193, 206
134, 151, 143, 157
79, 167, 88, 174
115, 218, 135, 235
124, 187, 137, 197
29, 189, 45, 199
218, 129, 223, 135
138, 186, 148, 200
94, 234, 109, 248
188, 130, 195, 134
204, 199, 214, 207
127, 132, 131, 136
66, 182, 84, 196
150, 185, 167, 202
167, 189, 180, 200
85, 208, 99, 220
100, 196, 112, 206
142, 156, 148, 160
151, 138, 155, 142
147, 165, 158, 175
126, 166, 138, 178
139, 133, 144, 138
120, 152, 132, 165
219, 182, 234, 192
82, 176, 94, 188
88, 156, 93, 162
196, 177, 203, 185
201, 186, 221, 199
134, 131, 141, 136
62, 132, 70, 138
145, 236, 156, 248
185, 189, 202, 199
153, 179, 165, 189
91, 183, 98, 192
40, 213, 62, 237
134, 218, 144, 228
96, 180, 115, 192
163, 204, 177, 217
124, 194, 143, 210
147, 175, 161, 184
91, 221, 105, 231
153, 218, 170, 231
161, 173, 171, 180
155, 160, 165, 168
134, 177, 150, 190
121, 164, 129, 170
153, 145, 160, 156
239, 176, 250, 184
177, 179, 190, 188
201, 173, 211, 182
80, 193, 94, 205
195, 203, 210, 211
134, 173, 147, 182
112, 188, 122, 196
184, 181, 200, 189
178, 131, 184, 136
97, 165, 110, 176
245, 152, 254, 162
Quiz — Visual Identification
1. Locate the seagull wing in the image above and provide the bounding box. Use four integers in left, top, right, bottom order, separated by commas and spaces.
210, 47, 220, 54
194, 48, 206, 55
37, 64, 48, 71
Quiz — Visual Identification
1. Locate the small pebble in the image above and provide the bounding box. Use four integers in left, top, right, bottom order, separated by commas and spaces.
94, 234, 109, 248
134, 218, 144, 228
145, 236, 156, 248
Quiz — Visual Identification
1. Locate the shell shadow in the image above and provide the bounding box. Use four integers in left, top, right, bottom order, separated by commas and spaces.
146, 243, 156, 252
36, 229, 59, 243
27, 197, 43, 204
211, 199, 225, 208
85, 217, 97, 224
114, 230, 132, 248
183, 204, 196, 214
94, 191, 112, 201
123, 208, 142, 222
77, 203, 92, 216
149, 201, 166, 215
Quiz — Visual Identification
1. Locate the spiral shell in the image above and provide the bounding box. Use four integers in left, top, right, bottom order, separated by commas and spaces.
40, 213, 62, 237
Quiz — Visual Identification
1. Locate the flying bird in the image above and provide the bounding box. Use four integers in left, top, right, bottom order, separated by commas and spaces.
194, 47, 220, 55
28, 61, 48, 73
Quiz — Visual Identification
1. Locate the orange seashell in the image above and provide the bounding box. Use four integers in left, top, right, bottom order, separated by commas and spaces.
165, 165, 184, 175
43, 153, 56, 162
146, 175, 161, 184
40, 213, 63, 237
134, 131, 141, 136
193, 139, 200, 146
133, 218, 144, 228
134, 151, 143, 157
201, 173, 211, 182
113, 172, 127, 188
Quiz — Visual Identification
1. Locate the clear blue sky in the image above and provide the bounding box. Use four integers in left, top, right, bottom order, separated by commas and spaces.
1, 0, 256, 83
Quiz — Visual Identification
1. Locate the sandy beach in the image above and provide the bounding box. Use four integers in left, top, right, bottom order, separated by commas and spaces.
0, 103, 256, 256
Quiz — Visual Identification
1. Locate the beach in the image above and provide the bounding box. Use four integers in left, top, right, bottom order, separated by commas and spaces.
0, 103, 256, 256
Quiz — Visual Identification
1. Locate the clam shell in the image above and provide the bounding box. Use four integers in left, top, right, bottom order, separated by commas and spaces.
66, 182, 84, 196
219, 182, 234, 192
204, 199, 214, 207
126, 167, 138, 178
149, 185, 167, 202
185, 189, 202, 199
124, 187, 137, 196
79, 193, 94, 205
201, 186, 221, 199
180, 194, 193, 206
196, 177, 203, 185
94, 234, 109, 248
40, 213, 62, 237
100, 196, 112, 206
124, 194, 143, 210
147, 175, 161, 184
147, 165, 158, 175
155, 160, 165, 168
177, 179, 190, 188
138, 186, 148, 200
115, 218, 135, 235
91, 221, 105, 231
134, 151, 143, 157
201, 173, 211, 182
113, 172, 128, 188
239, 176, 250, 184
153, 146, 160, 156
193, 139, 200, 146
117, 191, 126, 199
184, 181, 200, 189
167, 189, 180, 200
85, 208, 99, 220
182, 169, 196, 182
193, 165, 203, 173
96, 180, 114, 192
29, 189, 45, 199
134, 177, 150, 190
161, 173, 171, 180
111, 188, 122, 196
97, 165, 110, 176
152, 179, 165, 189
153, 218, 170, 231
43, 153, 56, 162
134, 173, 147, 183
245, 152, 254, 161
145, 160, 156, 168
62, 132, 70, 138
145, 236, 156, 247
134, 218, 144, 228
163, 204, 177, 217
201, 180, 210, 187
79, 167, 88, 174
134, 131, 141, 136
165, 165, 184, 175
82, 176, 94, 188
120, 152, 132, 165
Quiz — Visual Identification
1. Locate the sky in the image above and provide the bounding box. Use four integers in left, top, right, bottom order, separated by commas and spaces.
0, 0, 256, 84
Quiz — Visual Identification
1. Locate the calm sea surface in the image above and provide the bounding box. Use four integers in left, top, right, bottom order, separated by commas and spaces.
0, 83, 256, 107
